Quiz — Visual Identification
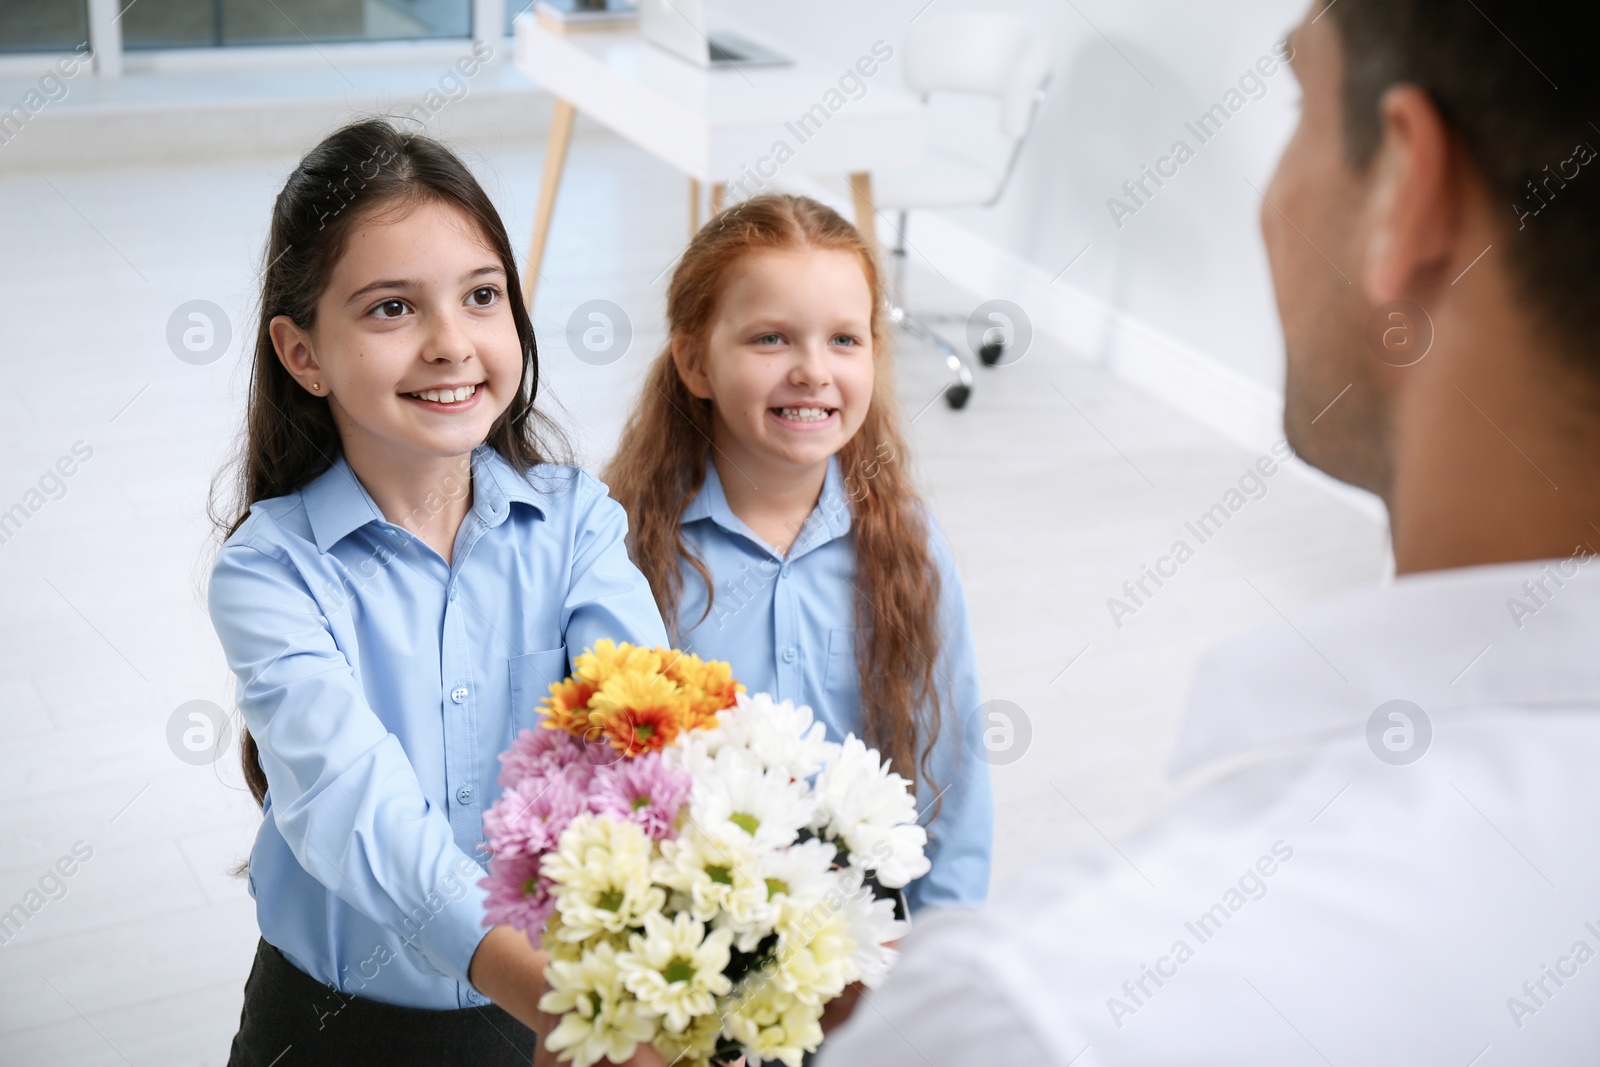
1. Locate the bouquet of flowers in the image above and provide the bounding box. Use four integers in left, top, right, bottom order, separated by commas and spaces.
480, 640, 928, 1067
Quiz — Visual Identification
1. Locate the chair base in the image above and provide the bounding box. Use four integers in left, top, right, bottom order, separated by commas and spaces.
889, 303, 976, 410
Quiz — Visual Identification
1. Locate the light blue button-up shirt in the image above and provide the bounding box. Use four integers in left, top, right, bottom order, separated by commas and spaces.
674, 455, 994, 913
207, 445, 668, 1009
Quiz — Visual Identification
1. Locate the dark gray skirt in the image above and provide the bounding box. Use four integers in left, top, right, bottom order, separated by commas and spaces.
226, 938, 537, 1066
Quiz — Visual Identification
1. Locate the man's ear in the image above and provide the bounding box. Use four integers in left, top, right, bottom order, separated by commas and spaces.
269, 315, 323, 390
1361, 84, 1460, 305
672, 334, 713, 400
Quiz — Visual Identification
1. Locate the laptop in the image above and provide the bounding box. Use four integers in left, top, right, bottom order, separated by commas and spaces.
637, 0, 790, 67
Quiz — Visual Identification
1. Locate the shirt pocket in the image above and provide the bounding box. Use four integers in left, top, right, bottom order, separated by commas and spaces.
822, 626, 857, 701
508, 645, 569, 735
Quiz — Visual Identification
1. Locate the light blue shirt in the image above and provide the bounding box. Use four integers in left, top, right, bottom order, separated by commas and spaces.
675, 455, 994, 913
207, 444, 668, 1009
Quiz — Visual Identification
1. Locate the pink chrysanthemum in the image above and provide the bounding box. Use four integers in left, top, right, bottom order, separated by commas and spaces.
573, 731, 630, 771
480, 851, 556, 935
498, 726, 587, 789
482, 768, 588, 860
587, 751, 691, 841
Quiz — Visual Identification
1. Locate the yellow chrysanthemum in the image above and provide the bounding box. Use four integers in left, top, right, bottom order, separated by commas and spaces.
587, 669, 693, 756
574, 639, 666, 689
662, 651, 745, 727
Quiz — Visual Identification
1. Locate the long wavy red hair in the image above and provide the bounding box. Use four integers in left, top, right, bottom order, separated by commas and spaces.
603, 194, 945, 813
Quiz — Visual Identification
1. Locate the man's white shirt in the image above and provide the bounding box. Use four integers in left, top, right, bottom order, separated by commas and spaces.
818, 556, 1600, 1066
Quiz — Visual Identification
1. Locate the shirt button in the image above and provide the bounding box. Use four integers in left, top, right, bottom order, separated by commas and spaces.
450, 686, 469, 704
466, 989, 487, 1005
782, 646, 797, 663
780, 564, 792, 579
456, 785, 474, 805
448, 584, 458, 601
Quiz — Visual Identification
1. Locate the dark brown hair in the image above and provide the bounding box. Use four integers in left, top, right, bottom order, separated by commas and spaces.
1326, 0, 1599, 357
602, 194, 947, 815
210, 118, 567, 808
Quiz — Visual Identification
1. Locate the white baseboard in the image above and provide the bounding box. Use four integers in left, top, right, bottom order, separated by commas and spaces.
870, 203, 1388, 526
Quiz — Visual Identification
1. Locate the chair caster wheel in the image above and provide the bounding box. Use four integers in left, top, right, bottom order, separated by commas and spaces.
978, 340, 1006, 366
944, 384, 971, 409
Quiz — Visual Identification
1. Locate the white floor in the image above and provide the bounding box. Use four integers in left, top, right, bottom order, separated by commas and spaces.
0, 127, 1387, 1063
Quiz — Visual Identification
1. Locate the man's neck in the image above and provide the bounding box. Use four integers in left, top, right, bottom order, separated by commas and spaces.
1389, 312, 1600, 574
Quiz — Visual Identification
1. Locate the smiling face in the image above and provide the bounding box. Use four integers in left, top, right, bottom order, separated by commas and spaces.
678, 246, 876, 480
270, 197, 524, 468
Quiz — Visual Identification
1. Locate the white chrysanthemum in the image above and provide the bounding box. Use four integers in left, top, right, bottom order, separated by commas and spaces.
544, 814, 668, 942
660, 723, 712, 776
698, 692, 841, 781
538, 941, 659, 1067
723, 978, 824, 1067
755, 837, 837, 929
691, 746, 817, 853
811, 735, 930, 887
835, 882, 907, 989
617, 911, 734, 1034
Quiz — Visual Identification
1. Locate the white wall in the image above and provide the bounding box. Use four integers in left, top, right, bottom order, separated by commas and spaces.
723, 0, 1308, 396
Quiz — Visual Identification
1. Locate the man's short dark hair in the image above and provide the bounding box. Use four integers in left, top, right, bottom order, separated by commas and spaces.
1327, 0, 1598, 360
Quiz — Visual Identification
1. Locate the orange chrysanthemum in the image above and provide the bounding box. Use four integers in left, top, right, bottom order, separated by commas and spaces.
539, 676, 597, 734
537, 642, 743, 754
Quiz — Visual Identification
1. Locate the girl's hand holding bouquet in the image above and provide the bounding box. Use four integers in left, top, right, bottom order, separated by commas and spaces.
481, 641, 928, 1067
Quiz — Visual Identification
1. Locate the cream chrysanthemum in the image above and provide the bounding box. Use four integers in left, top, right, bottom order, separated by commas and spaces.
723, 979, 823, 1067
538, 941, 659, 1067
649, 1008, 726, 1067
769, 905, 856, 1009
617, 911, 734, 1034
651, 825, 772, 950
544, 814, 667, 942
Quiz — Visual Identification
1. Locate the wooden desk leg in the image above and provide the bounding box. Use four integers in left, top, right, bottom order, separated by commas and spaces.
689, 177, 701, 237
848, 171, 877, 256
523, 97, 577, 309
710, 182, 726, 216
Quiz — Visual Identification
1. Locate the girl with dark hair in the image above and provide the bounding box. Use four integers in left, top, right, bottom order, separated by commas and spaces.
603, 194, 994, 1034
208, 118, 669, 1066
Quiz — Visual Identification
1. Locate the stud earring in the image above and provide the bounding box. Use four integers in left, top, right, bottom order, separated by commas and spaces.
311, 382, 321, 392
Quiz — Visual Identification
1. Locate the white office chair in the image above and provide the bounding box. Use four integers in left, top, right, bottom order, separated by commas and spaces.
874, 13, 1052, 409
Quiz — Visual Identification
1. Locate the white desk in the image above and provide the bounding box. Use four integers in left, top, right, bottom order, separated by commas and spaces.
511, 11, 926, 305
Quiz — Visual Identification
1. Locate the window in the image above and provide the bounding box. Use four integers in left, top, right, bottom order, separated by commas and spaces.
0, 0, 90, 52
119, 0, 473, 50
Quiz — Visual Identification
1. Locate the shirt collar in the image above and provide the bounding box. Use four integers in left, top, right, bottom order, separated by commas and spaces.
683, 453, 852, 559
300, 444, 545, 553
1168, 556, 1600, 778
